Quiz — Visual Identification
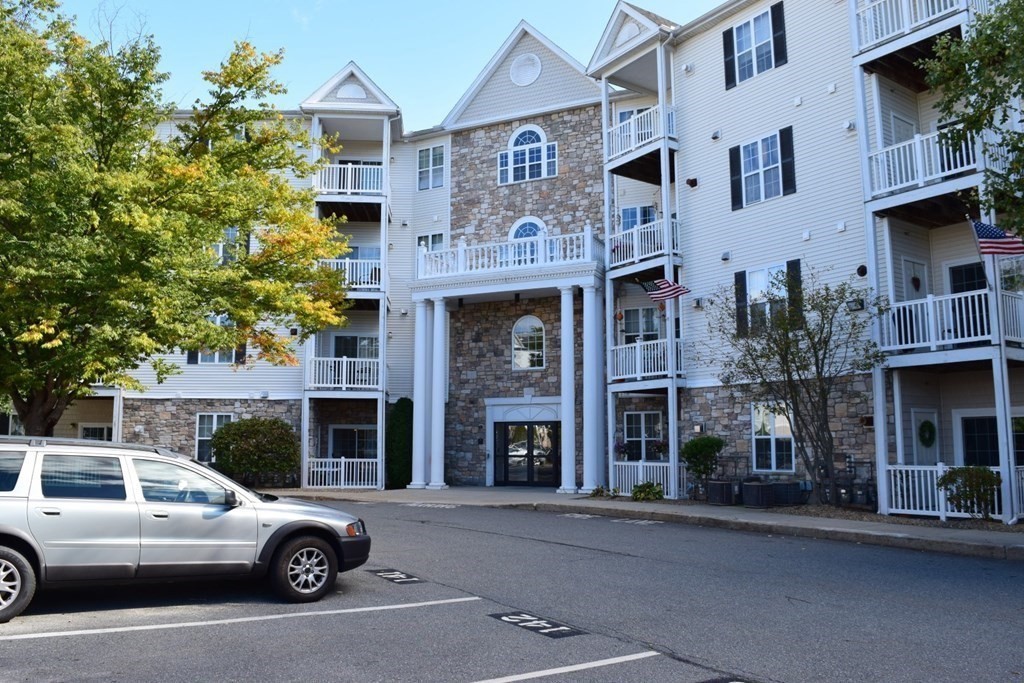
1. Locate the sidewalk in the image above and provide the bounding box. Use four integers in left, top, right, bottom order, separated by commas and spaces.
268, 486, 1024, 562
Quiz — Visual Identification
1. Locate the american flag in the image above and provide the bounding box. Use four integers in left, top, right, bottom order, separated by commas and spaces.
973, 220, 1024, 255
640, 279, 691, 301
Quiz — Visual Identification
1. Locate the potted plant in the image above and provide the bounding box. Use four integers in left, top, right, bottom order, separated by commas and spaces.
680, 435, 724, 501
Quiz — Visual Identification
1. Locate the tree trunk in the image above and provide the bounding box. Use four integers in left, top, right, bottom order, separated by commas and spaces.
11, 384, 74, 437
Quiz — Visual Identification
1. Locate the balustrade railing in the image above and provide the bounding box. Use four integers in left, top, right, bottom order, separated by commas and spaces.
868, 126, 977, 196
856, 0, 963, 51
608, 219, 681, 267
606, 106, 676, 161
613, 461, 688, 499
887, 464, 1012, 519
308, 357, 381, 389
320, 258, 383, 289
314, 164, 384, 194
307, 457, 378, 488
610, 339, 684, 380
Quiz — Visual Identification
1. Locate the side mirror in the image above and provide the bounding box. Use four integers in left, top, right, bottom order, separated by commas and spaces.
224, 489, 239, 507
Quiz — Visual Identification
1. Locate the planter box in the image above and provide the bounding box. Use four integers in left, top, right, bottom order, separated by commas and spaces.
707, 480, 742, 506
743, 481, 775, 508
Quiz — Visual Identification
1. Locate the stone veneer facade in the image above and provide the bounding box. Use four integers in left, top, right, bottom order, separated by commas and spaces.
121, 398, 301, 458
310, 398, 378, 459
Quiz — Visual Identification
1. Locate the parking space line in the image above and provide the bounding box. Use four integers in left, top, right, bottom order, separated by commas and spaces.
472, 651, 661, 682
0, 597, 481, 642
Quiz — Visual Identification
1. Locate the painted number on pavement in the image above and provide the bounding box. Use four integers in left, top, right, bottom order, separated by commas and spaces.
370, 569, 422, 584
489, 612, 585, 639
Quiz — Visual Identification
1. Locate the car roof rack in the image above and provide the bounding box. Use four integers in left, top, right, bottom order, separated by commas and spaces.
0, 435, 181, 457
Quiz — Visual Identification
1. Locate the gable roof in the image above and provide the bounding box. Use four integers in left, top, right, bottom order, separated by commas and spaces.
441, 20, 602, 131
301, 61, 399, 114
587, 1, 680, 77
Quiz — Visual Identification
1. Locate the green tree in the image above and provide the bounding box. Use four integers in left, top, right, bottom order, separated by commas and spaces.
923, 0, 1024, 232
0, 0, 347, 435
702, 270, 886, 506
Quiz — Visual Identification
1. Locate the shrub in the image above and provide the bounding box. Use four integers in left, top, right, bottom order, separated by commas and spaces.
681, 436, 724, 501
936, 466, 1002, 520
385, 398, 414, 489
631, 481, 664, 502
210, 417, 300, 487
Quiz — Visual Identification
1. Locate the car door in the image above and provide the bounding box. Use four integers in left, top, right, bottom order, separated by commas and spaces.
27, 452, 140, 581
129, 458, 258, 578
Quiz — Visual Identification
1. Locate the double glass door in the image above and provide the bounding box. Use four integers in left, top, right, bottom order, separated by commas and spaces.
495, 423, 559, 486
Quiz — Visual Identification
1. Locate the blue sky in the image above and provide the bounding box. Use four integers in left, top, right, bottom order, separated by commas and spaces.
57, 0, 723, 132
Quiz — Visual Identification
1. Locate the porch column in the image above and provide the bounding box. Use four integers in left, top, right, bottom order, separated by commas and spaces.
582, 284, 604, 491
409, 299, 430, 489
872, 367, 889, 514
558, 286, 577, 493
111, 389, 123, 443
427, 297, 449, 489
300, 394, 311, 488
992, 354, 1016, 523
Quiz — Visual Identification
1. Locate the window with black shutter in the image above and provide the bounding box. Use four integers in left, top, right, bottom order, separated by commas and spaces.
722, 2, 787, 90
729, 126, 795, 209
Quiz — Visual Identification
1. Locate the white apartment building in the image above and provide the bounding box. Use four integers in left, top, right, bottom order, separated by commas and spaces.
31, 0, 1022, 523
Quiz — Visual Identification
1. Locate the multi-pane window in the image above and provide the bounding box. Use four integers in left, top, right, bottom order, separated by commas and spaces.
747, 264, 786, 334
622, 308, 660, 344
200, 314, 236, 364
621, 206, 657, 231
333, 335, 379, 359
80, 425, 113, 441
512, 315, 545, 370
742, 133, 781, 205
735, 10, 774, 83
419, 232, 445, 252
753, 405, 794, 472
331, 425, 377, 459
418, 145, 444, 190
213, 226, 240, 264
498, 127, 557, 184
623, 412, 664, 461
196, 413, 232, 462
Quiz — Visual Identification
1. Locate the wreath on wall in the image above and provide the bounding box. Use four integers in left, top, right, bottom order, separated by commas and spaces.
917, 419, 936, 448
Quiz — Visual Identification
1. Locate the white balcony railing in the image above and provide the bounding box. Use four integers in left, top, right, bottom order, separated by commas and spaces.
320, 258, 383, 290
608, 219, 681, 268
606, 106, 676, 161
314, 164, 384, 195
868, 126, 977, 196
610, 339, 684, 381
613, 462, 688, 499
881, 289, 1024, 351
887, 464, 1020, 520
307, 457, 379, 488
308, 357, 381, 390
855, 0, 963, 51
417, 225, 601, 279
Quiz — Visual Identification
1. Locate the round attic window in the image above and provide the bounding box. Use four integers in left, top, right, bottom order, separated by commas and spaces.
510, 54, 542, 87
337, 83, 367, 99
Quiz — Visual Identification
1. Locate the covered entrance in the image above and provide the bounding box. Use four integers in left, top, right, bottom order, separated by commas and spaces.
494, 423, 559, 486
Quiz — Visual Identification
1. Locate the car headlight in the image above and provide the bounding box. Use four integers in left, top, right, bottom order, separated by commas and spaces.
345, 520, 366, 537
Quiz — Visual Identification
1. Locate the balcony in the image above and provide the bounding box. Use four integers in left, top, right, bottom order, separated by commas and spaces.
608, 219, 681, 269
887, 463, 1023, 520
855, 0, 968, 52
606, 105, 675, 162
320, 258, 384, 291
314, 164, 384, 195
417, 226, 602, 280
867, 126, 977, 197
879, 289, 1024, 351
610, 339, 684, 381
307, 357, 381, 390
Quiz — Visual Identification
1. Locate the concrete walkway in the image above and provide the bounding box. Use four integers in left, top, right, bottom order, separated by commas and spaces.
268, 486, 1024, 562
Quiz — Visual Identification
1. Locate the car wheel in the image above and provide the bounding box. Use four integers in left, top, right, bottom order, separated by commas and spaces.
271, 536, 338, 603
0, 547, 36, 623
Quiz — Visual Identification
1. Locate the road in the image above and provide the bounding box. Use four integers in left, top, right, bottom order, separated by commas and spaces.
1, 500, 1021, 682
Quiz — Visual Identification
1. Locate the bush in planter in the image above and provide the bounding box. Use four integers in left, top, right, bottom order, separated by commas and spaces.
385, 398, 414, 489
631, 481, 664, 502
936, 466, 1002, 520
210, 417, 300, 487
681, 435, 724, 500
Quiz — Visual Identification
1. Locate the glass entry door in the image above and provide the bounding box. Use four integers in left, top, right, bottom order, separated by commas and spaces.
495, 423, 559, 486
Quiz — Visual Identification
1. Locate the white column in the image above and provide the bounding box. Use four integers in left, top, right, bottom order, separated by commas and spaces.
582, 284, 602, 491
558, 286, 577, 493
111, 389, 123, 443
872, 366, 889, 514
300, 394, 311, 488
427, 297, 449, 489
409, 300, 429, 488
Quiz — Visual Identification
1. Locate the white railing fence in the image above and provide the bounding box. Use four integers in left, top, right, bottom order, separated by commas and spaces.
607, 219, 681, 267
307, 457, 379, 488
315, 164, 384, 194
308, 357, 381, 389
320, 258, 383, 289
606, 106, 676, 160
856, 0, 963, 50
609, 340, 684, 380
879, 290, 993, 351
868, 126, 977, 196
887, 464, 1011, 520
613, 461, 688, 499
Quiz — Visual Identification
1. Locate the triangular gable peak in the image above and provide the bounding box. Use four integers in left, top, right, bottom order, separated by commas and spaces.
587, 1, 678, 78
301, 62, 399, 114
442, 21, 602, 131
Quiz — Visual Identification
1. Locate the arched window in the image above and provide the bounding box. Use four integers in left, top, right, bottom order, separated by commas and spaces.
509, 217, 545, 241
498, 125, 558, 185
512, 315, 545, 370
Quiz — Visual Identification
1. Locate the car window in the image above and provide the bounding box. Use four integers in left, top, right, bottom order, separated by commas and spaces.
0, 452, 26, 492
40, 454, 126, 500
132, 459, 228, 505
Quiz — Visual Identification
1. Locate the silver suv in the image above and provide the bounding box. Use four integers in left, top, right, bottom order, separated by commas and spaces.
0, 437, 370, 622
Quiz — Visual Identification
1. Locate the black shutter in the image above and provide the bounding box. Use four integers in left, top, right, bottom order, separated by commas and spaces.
735, 271, 749, 337
0, 414, 9, 436
779, 126, 796, 196
723, 28, 736, 90
771, 3, 788, 68
787, 259, 803, 328
234, 343, 247, 365
729, 145, 744, 211
186, 351, 199, 365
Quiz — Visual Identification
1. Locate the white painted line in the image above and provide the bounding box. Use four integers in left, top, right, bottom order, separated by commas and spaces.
472, 651, 661, 682
0, 597, 481, 642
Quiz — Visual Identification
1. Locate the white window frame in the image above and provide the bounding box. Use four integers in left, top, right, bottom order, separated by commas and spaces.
331, 334, 379, 359
328, 423, 378, 459
733, 9, 774, 84
199, 314, 236, 364
417, 145, 444, 191
512, 315, 545, 370
621, 307, 661, 345
195, 413, 233, 462
498, 125, 557, 185
418, 232, 446, 252
79, 423, 113, 441
747, 263, 786, 334
741, 132, 782, 206
752, 404, 795, 473
212, 226, 240, 265
623, 411, 665, 462
620, 205, 657, 232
